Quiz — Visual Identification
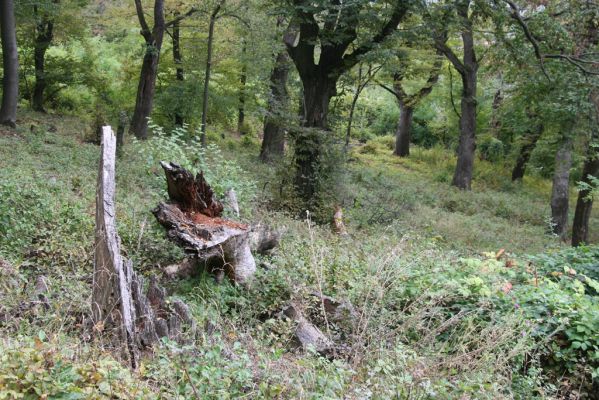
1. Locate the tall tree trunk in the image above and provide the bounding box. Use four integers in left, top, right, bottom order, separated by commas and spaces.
130, 0, 165, 140
512, 122, 544, 181
572, 142, 599, 246
0, 0, 19, 127
550, 137, 573, 239
294, 75, 336, 203
172, 14, 184, 126
260, 51, 289, 162
452, 67, 477, 190
32, 6, 54, 113
130, 50, 161, 140
237, 42, 247, 134
394, 102, 414, 157
200, 2, 222, 147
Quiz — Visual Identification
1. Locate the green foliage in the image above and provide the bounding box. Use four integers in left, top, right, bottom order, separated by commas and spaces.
478, 134, 506, 162
0, 336, 149, 398
137, 121, 257, 215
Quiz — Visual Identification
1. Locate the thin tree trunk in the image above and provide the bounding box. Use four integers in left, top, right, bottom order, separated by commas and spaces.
172, 14, 184, 126
0, 0, 19, 127
345, 84, 364, 148
551, 137, 573, 239
512, 123, 544, 181
345, 65, 365, 147
200, 2, 222, 147
394, 103, 414, 157
572, 142, 599, 246
237, 41, 247, 134
260, 51, 289, 162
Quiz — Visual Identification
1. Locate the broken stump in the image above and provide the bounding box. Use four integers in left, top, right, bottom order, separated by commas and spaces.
153, 162, 256, 284
92, 127, 196, 368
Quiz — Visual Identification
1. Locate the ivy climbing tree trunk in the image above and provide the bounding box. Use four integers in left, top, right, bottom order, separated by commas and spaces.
284, 0, 409, 203
261, 50, 290, 162
0, 0, 19, 127
550, 136, 573, 239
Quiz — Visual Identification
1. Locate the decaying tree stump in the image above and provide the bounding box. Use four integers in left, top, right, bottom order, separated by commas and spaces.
92, 127, 195, 368
153, 162, 257, 284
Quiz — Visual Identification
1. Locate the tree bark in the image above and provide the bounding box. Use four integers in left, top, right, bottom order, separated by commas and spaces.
395, 103, 414, 157
237, 41, 247, 134
172, 14, 184, 126
550, 137, 573, 239
260, 51, 290, 162
451, 68, 477, 189
200, 1, 223, 147
571, 142, 599, 246
511, 122, 544, 181
0, 0, 19, 127
433, 1, 478, 190
130, 0, 166, 140
294, 74, 336, 202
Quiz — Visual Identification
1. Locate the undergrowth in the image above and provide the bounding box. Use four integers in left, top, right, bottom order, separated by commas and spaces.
0, 113, 597, 399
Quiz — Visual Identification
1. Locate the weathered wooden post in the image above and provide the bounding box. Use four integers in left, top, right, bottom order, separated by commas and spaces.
92, 127, 196, 368
91, 126, 139, 367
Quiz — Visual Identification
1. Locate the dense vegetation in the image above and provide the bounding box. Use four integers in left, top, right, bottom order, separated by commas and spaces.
0, 0, 598, 398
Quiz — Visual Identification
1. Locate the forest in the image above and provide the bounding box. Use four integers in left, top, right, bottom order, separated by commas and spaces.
0, 0, 598, 398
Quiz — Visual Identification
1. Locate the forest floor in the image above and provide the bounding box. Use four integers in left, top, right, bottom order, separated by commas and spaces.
0, 111, 597, 399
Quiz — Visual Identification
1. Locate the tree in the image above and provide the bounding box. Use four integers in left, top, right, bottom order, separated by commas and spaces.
130, 0, 197, 140
511, 110, 544, 181
283, 0, 410, 203
172, 11, 184, 126
379, 53, 442, 157
431, 0, 479, 190
199, 0, 224, 146
31, 0, 59, 112
345, 64, 381, 148
237, 39, 247, 133
260, 49, 290, 162
550, 135, 573, 239
572, 90, 599, 246
0, 0, 19, 127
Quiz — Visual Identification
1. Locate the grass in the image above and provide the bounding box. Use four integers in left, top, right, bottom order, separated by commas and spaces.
0, 111, 597, 399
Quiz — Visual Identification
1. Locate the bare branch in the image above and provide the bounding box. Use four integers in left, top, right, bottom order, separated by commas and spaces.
165, 7, 199, 28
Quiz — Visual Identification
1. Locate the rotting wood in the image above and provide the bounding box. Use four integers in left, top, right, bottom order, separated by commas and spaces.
282, 303, 334, 354
92, 127, 196, 368
153, 162, 257, 284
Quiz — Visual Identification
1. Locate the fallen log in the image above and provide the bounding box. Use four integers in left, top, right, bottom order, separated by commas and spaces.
91, 127, 195, 368
153, 162, 256, 284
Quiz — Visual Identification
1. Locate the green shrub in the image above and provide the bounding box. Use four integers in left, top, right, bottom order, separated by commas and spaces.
478, 134, 505, 162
